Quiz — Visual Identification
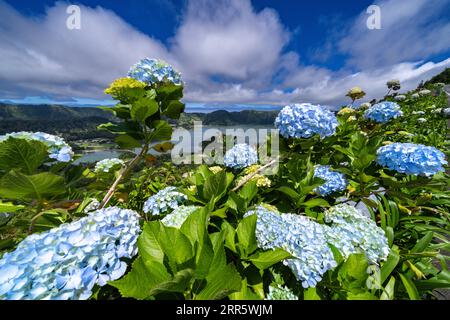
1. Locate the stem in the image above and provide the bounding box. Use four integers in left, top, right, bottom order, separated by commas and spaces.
231, 157, 279, 192
99, 144, 149, 209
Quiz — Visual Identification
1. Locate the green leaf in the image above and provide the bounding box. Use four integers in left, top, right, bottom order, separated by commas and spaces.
115, 134, 141, 149
380, 276, 396, 300
0, 201, 25, 212
195, 263, 242, 300
249, 248, 291, 270
0, 171, 65, 201
236, 214, 257, 257
277, 186, 300, 200
222, 221, 237, 253
411, 232, 434, 253
399, 274, 420, 300
148, 269, 194, 296
147, 120, 173, 143
109, 257, 170, 299
158, 224, 194, 268
304, 287, 321, 300
162, 100, 185, 119
131, 97, 159, 122
338, 253, 369, 289
0, 138, 48, 174
239, 181, 258, 202
301, 198, 330, 208
380, 249, 400, 284
203, 170, 231, 203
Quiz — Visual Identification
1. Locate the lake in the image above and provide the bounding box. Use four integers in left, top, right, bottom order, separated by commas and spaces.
75, 125, 276, 164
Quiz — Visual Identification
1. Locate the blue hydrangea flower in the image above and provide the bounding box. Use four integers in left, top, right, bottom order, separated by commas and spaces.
161, 206, 200, 228
376, 143, 447, 177
223, 144, 258, 169
0, 207, 141, 300
363, 102, 403, 123
143, 186, 187, 215
128, 58, 182, 86
274, 103, 338, 139
314, 165, 347, 196
0, 131, 73, 162
324, 204, 390, 264
245, 207, 337, 288
94, 158, 125, 173
266, 285, 297, 300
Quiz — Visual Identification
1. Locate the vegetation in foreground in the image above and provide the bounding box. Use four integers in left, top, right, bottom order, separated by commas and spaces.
0, 60, 449, 300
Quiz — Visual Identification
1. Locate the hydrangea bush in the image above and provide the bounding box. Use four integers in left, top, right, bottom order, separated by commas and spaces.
0, 207, 140, 300
143, 186, 187, 215
94, 158, 125, 173
161, 205, 200, 228
128, 58, 182, 86
364, 102, 403, 123
324, 204, 390, 263
245, 207, 337, 288
275, 103, 338, 139
0, 61, 448, 301
313, 165, 347, 196
376, 143, 447, 176
223, 144, 258, 169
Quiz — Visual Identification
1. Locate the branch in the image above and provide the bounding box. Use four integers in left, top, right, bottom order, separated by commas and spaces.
99, 145, 149, 209
231, 157, 279, 192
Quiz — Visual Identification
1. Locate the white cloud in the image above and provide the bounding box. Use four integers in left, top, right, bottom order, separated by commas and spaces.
339, 0, 450, 69
0, 1, 169, 99
0, 0, 449, 107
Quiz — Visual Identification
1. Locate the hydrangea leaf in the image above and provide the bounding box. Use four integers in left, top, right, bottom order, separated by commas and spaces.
195, 235, 242, 300
130, 97, 158, 123
148, 269, 194, 296
115, 134, 141, 149
0, 138, 48, 174
249, 248, 292, 270
147, 120, 173, 143
110, 257, 169, 300
0, 170, 65, 201
162, 100, 185, 119
236, 214, 257, 257
337, 253, 369, 290
202, 170, 233, 204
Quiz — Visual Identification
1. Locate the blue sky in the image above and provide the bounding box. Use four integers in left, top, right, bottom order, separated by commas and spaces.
0, 0, 449, 109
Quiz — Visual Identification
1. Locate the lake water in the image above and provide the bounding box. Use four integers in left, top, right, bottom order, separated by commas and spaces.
75, 125, 276, 164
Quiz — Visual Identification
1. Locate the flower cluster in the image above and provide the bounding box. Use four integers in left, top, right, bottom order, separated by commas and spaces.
323, 204, 390, 264
363, 102, 403, 123
0, 207, 141, 300
208, 166, 224, 174
235, 165, 272, 188
275, 103, 338, 139
313, 165, 347, 196
0, 131, 73, 162
376, 143, 447, 177
418, 89, 431, 96
128, 58, 182, 86
104, 77, 147, 101
245, 207, 337, 288
143, 186, 187, 215
94, 158, 125, 173
266, 285, 297, 300
337, 107, 356, 116
394, 95, 406, 101
161, 206, 200, 229
223, 144, 258, 169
